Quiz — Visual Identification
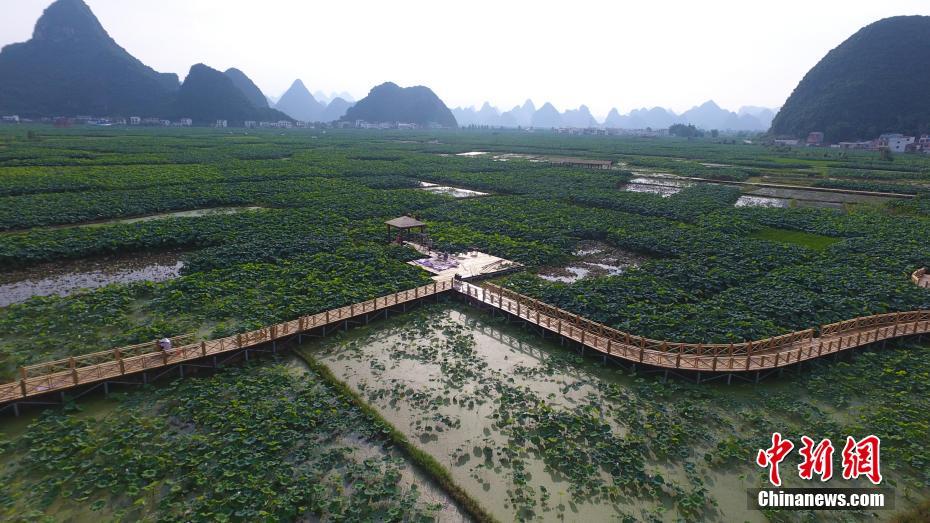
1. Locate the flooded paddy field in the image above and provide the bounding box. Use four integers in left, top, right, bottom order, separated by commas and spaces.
538, 241, 652, 283
304, 303, 930, 522
419, 181, 489, 198
622, 174, 692, 197
0, 251, 184, 306
743, 187, 890, 209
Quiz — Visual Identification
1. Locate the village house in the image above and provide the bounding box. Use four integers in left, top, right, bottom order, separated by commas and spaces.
878, 133, 915, 153
806, 131, 824, 146
215, 120, 227, 128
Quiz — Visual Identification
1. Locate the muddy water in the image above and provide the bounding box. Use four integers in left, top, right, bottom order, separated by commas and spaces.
419, 181, 489, 198
306, 307, 749, 521
539, 241, 651, 283
456, 151, 488, 157
746, 187, 889, 209
0, 251, 184, 306
307, 305, 922, 522
622, 175, 692, 197
284, 357, 470, 522
735, 194, 791, 208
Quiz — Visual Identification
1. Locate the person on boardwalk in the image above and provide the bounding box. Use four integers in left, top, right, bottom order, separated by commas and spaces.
157, 337, 172, 354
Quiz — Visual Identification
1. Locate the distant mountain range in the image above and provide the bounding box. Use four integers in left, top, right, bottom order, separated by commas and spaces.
342, 82, 457, 127
0, 0, 780, 130
454, 100, 776, 131
770, 15, 930, 141
0, 0, 357, 124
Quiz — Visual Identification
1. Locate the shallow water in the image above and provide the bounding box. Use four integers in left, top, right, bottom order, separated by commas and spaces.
622, 176, 692, 197
456, 151, 488, 157
0, 251, 184, 306
735, 195, 791, 208
307, 307, 757, 521
419, 181, 489, 198
747, 187, 889, 206
285, 356, 470, 522
539, 241, 651, 282
306, 304, 924, 522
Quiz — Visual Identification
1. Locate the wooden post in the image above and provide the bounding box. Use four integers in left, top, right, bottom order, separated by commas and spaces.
606, 338, 612, 355
200, 341, 207, 357
580, 329, 585, 345
351, 303, 355, 316
237, 334, 243, 348
325, 310, 330, 324
70, 357, 78, 385
20, 366, 27, 397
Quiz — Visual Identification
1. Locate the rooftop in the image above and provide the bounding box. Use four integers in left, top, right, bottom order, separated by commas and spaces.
385, 216, 426, 229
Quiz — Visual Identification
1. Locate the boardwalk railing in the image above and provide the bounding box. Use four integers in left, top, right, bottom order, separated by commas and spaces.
457, 281, 930, 373
2, 269, 929, 405
0, 281, 452, 404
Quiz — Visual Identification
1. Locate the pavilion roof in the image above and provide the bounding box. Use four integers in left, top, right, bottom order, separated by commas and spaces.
385, 216, 426, 229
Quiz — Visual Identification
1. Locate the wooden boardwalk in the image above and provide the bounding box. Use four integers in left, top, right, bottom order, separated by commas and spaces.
455, 281, 930, 375
1, 268, 928, 408
0, 281, 452, 406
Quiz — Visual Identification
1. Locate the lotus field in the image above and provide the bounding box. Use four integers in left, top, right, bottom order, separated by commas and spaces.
0, 126, 929, 521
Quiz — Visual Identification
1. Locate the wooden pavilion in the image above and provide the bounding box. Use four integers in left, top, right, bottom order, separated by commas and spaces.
386, 216, 428, 244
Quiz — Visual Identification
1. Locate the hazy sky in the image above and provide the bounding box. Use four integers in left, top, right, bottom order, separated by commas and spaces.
2, 0, 929, 118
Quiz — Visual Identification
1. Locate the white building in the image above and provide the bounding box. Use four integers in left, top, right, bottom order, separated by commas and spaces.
215, 120, 228, 128
178, 118, 193, 127
878, 133, 915, 153
2, 115, 20, 123
244, 120, 257, 128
